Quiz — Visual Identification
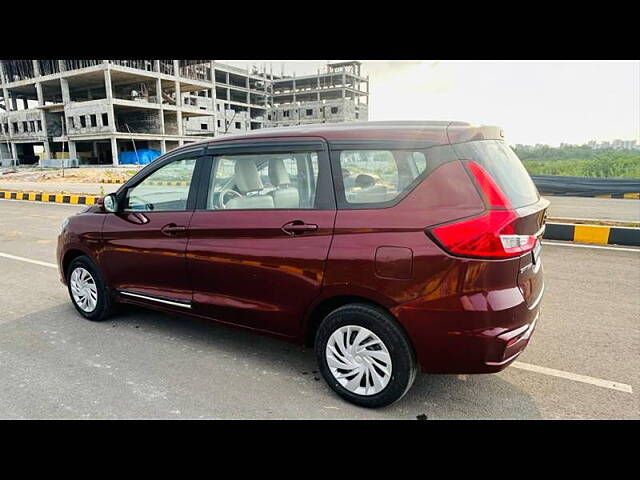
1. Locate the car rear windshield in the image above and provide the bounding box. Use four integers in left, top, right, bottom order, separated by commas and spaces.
452, 140, 539, 208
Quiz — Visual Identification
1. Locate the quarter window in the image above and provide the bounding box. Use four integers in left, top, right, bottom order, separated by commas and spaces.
124, 158, 197, 212
337, 149, 449, 205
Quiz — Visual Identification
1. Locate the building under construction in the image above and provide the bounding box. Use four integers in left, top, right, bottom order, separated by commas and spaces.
0, 60, 369, 166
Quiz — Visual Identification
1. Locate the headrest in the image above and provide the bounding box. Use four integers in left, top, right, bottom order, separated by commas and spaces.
268, 158, 291, 186
235, 160, 263, 193
355, 174, 376, 189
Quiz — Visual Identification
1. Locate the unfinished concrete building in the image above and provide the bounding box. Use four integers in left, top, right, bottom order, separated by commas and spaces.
0, 60, 367, 166
265, 61, 369, 128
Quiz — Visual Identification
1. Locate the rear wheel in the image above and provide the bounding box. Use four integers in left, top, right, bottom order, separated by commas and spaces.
315, 303, 417, 408
67, 256, 114, 322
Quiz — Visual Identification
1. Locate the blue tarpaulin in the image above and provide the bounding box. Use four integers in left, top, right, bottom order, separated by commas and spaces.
118, 149, 161, 165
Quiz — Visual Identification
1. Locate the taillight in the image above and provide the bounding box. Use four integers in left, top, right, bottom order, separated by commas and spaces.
428, 161, 537, 259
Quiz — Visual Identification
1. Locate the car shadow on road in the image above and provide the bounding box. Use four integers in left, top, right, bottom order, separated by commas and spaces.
108, 304, 544, 419
5, 302, 542, 419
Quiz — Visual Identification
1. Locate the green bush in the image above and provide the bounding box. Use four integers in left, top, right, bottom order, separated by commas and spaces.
514, 146, 640, 178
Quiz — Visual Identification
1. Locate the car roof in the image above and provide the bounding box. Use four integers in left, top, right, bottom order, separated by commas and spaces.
174, 121, 504, 155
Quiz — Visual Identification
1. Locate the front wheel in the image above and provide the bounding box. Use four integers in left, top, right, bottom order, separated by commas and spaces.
67, 255, 114, 322
315, 303, 417, 408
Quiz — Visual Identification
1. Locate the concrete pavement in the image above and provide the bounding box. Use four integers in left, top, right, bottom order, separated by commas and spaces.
0, 198, 638, 419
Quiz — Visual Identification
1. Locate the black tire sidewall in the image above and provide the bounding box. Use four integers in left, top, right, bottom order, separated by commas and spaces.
315, 303, 417, 408
66, 256, 112, 321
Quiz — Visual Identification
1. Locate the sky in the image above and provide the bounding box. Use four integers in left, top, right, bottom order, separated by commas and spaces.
222, 60, 640, 147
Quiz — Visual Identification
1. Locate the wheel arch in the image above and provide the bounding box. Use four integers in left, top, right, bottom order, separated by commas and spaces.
303, 292, 410, 349
62, 247, 96, 279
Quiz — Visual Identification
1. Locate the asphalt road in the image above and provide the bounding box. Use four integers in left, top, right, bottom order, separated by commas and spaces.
0, 198, 638, 419
546, 195, 640, 222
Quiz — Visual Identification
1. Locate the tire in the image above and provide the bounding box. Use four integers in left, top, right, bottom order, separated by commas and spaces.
315, 303, 418, 408
66, 255, 114, 322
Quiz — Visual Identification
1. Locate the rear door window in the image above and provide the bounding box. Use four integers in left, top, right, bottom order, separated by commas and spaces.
452, 140, 539, 208
205, 152, 320, 210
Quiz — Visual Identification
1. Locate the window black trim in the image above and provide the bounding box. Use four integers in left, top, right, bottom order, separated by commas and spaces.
198, 140, 335, 211
205, 138, 326, 155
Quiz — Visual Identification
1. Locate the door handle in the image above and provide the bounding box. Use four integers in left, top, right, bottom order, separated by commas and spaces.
161, 223, 187, 236
282, 221, 318, 236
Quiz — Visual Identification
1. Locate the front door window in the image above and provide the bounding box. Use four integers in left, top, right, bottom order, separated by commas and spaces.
125, 158, 197, 212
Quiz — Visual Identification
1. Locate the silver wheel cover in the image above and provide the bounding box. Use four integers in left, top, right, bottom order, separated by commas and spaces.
70, 267, 98, 313
326, 325, 393, 396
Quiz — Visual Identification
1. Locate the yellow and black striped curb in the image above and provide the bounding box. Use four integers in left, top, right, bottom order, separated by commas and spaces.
0, 190, 100, 205
147, 181, 190, 187
100, 178, 127, 184
595, 193, 639, 199
545, 222, 640, 246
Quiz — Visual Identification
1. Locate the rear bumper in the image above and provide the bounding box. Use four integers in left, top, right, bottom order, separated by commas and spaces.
393, 283, 542, 374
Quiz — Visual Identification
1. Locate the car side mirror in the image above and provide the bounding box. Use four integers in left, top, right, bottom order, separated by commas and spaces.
103, 193, 118, 213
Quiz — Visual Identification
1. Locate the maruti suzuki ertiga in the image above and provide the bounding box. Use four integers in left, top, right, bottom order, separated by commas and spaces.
57, 121, 547, 408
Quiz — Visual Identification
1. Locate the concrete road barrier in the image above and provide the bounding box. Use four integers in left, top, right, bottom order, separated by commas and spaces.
545, 222, 640, 246
0, 190, 99, 205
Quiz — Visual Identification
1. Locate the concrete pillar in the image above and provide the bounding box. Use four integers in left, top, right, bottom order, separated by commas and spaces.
11, 142, 18, 161
60, 78, 71, 103
35, 82, 44, 106
58, 60, 66, 72
68, 140, 77, 161
2, 87, 11, 111
173, 60, 181, 107
176, 110, 183, 136
156, 77, 163, 106
174, 80, 181, 107
292, 74, 296, 103
211, 60, 218, 136
365, 76, 369, 106
104, 68, 116, 132
342, 73, 346, 99
34, 67, 47, 152
154, 60, 160, 73
161, 139, 166, 154
110, 137, 119, 165
41, 140, 51, 166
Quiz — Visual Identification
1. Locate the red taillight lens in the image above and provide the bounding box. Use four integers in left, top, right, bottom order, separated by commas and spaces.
428, 161, 536, 259
467, 161, 512, 208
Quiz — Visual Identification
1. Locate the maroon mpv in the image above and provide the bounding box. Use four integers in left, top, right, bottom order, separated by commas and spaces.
57, 121, 547, 407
